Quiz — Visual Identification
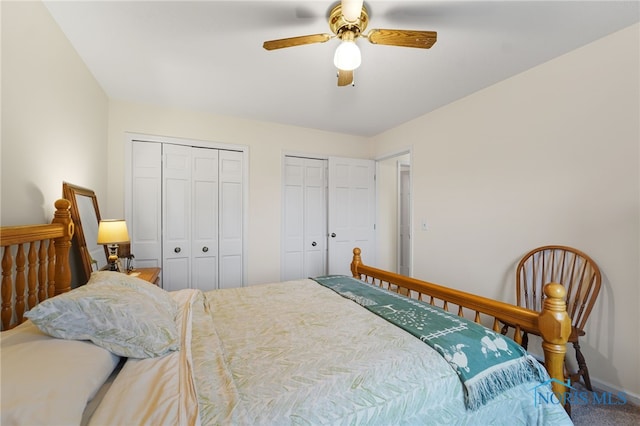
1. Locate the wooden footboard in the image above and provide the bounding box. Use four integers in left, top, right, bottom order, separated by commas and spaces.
0, 199, 74, 330
350, 247, 571, 405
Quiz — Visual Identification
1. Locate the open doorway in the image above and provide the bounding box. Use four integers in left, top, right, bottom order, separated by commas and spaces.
376, 152, 411, 275
398, 162, 411, 276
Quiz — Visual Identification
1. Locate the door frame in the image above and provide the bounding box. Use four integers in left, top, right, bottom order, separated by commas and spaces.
124, 132, 250, 286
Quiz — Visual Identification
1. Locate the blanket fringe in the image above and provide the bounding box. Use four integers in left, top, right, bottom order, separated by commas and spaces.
465, 355, 549, 410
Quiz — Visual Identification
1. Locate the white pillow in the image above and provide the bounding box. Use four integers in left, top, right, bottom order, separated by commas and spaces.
1, 320, 120, 426
25, 280, 179, 358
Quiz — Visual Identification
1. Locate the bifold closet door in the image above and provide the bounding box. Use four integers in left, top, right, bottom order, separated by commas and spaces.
131, 140, 244, 291
163, 145, 225, 292
282, 156, 374, 280
282, 156, 327, 281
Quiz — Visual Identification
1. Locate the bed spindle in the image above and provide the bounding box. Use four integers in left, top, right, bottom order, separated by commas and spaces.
15, 244, 26, 325
1, 247, 14, 330
47, 240, 56, 297
27, 242, 37, 310
492, 318, 500, 332
512, 326, 523, 345
38, 239, 47, 303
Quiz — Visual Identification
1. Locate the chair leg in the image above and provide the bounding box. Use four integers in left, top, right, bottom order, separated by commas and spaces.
572, 340, 593, 391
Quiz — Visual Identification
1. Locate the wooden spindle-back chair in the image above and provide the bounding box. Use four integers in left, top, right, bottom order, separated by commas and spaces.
516, 245, 601, 390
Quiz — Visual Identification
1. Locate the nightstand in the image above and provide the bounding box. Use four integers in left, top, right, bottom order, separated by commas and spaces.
128, 267, 161, 286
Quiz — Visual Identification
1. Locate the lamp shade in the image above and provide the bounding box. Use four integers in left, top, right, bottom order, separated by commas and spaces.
97, 220, 130, 244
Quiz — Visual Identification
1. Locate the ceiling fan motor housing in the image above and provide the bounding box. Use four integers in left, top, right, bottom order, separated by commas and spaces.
329, 4, 368, 39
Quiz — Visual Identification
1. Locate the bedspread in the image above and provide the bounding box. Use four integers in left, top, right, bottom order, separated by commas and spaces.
86, 279, 572, 425
200, 279, 573, 425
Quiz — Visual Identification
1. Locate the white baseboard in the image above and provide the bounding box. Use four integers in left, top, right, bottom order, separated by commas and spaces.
527, 352, 639, 407
589, 378, 640, 407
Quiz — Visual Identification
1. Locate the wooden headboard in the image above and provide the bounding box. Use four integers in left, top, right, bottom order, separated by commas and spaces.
0, 199, 74, 330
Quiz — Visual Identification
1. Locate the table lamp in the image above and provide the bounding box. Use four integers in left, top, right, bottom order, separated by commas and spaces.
97, 219, 130, 271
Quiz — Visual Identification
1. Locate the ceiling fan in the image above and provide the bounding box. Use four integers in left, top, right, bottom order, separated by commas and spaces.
263, 0, 437, 86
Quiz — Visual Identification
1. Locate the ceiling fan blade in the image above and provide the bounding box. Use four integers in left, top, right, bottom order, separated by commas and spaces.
263, 33, 332, 50
337, 69, 354, 86
367, 29, 437, 49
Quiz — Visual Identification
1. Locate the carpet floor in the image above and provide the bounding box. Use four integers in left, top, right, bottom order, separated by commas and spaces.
569, 382, 640, 426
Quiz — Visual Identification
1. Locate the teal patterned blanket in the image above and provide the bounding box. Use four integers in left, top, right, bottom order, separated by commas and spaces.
312, 275, 548, 410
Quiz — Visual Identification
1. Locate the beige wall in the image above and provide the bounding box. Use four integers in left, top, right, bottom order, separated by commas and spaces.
372, 24, 640, 399
106, 101, 371, 285
1, 0, 108, 226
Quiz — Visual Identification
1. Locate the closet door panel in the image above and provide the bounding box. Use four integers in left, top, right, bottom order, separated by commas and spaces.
219, 254, 242, 289
282, 157, 304, 281
219, 181, 242, 288
163, 258, 190, 292
163, 144, 191, 290
303, 159, 326, 278
283, 182, 304, 280
192, 256, 217, 292
328, 163, 353, 254
191, 148, 219, 291
218, 150, 243, 288
131, 142, 162, 269
328, 157, 375, 276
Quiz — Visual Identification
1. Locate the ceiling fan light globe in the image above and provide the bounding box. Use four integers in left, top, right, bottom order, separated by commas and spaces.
334, 41, 361, 71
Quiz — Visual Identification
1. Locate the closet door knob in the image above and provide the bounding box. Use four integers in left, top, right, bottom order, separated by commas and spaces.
331, 233, 336, 238
311, 241, 317, 247
174, 247, 181, 253
202, 246, 209, 252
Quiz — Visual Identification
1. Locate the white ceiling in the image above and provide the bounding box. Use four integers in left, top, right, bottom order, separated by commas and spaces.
43, 1, 639, 137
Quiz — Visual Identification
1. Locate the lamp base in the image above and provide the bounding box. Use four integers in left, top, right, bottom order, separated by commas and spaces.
107, 245, 119, 272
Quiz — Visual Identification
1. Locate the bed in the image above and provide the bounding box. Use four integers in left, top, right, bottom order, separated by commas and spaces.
1, 199, 573, 425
